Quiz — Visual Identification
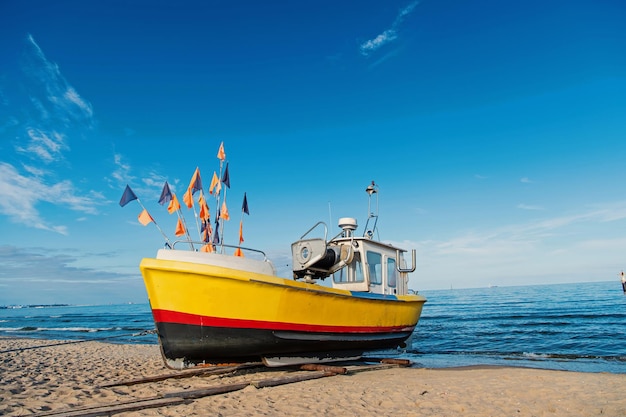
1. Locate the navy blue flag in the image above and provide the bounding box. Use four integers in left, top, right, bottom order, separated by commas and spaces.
221, 163, 230, 188
119, 185, 138, 207
213, 217, 220, 244
242, 192, 249, 215
158, 182, 172, 205
190, 167, 203, 195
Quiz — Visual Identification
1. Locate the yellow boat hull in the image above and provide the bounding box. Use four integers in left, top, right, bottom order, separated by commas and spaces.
141, 257, 426, 368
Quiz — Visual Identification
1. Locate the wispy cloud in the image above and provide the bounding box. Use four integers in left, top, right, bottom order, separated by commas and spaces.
434, 205, 626, 256
9, 34, 93, 165
0, 35, 102, 234
0, 163, 100, 234
398, 201, 626, 289
111, 153, 134, 185
520, 177, 533, 183
21, 34, 94, 132
16, 128, 68, 163
360, 1, 420, 56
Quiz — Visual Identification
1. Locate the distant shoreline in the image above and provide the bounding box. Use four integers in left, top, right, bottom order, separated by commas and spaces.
0, 303, 70, 309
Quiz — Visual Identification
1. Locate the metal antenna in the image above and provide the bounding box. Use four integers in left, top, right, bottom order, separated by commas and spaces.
363, 181, 379, 238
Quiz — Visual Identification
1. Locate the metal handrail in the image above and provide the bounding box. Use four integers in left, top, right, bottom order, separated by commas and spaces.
299, 221, 328, 241
170, 240, 268, 261
396, 249, 416, 273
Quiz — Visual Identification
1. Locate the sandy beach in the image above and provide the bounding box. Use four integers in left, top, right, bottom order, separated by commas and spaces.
1, 337, 625, 417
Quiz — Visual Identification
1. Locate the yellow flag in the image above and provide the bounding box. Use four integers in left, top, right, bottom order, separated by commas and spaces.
138, 209, 154, 226
167, 194, 180, 214
217, 141, 226, 161
220, 201, 230, 220
209, 171, 221, 195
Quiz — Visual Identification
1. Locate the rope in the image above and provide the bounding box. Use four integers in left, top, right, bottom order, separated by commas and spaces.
0, 329, 157, 354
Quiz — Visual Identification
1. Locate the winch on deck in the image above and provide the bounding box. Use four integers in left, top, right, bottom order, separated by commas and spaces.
291, 218, 357, 281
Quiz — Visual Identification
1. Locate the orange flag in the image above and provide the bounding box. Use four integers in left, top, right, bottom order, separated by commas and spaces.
183, 168, 202, 208
167, 194, 181, 214
209, 171, 221, 195
200, 244, 214, 253
175, 218, 186, 236
138, 209, 154, 226
217, 141, 226, 161
220, 201, 230, 220
183, 188, 193, 209
238, 220, 244, 244
234, 247, 244, 257
198, 195, 210, 221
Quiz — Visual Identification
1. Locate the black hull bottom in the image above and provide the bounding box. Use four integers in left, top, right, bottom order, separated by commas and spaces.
156, 322, 413, 367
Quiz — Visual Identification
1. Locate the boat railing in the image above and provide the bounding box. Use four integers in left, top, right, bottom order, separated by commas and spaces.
170, 240, 269, 261
396, 249, 416, 273
298, 221, 328, 242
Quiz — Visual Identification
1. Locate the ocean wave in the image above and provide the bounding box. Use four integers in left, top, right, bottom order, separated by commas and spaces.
0, 326, 119, 333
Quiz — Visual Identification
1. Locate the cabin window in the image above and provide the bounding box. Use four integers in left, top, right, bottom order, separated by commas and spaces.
333, 252, 364, 283
366, 251, 382, 285
387, 258, 397, 287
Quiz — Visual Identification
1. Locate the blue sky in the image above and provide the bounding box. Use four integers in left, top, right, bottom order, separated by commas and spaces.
1, 0, 626, 305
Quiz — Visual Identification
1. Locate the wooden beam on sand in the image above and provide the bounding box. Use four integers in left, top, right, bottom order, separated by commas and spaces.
29, 397, 187, 417
99, 362, 262, 387
30, 363, 394, 416
299, 363, 348, 374
163, 370, 336, 398
163, 381, 252, 399
252, 370, 334, 388
360, 357, 413, 367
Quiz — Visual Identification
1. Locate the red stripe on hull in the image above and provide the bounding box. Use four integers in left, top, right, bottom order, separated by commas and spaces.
152, 309, 413, 334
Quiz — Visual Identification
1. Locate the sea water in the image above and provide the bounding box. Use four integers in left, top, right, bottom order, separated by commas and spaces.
1, 281, 624, 374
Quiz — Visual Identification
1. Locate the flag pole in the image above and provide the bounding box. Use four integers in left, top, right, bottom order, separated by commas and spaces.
214, 142, 227, 253
135, 197, 172, 246
220, 180, 228, 254
175, 204, 194, 250
235, 192, 249, 257
197, 189, 213, 249
217, 161, 224, 253
187, 167, 202, 240
190, 199, 201, 240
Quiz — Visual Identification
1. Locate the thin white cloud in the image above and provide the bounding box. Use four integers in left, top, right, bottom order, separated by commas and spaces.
397, 201, 626, 289
520, 177, 532, 183
360, 1, 420, 56
0, 163, 101, 234
15, 128, 68, 163
12, 34, 94, 167
360, 30, 398, 56
0, 35, 103, 234
23, 34, 94, 130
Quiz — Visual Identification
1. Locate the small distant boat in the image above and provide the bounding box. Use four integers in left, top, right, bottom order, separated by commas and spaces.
621, 271, 626, 293
139, 180, 427, 369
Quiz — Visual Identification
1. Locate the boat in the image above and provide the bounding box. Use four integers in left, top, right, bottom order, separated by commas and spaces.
136, 175, 426, 369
